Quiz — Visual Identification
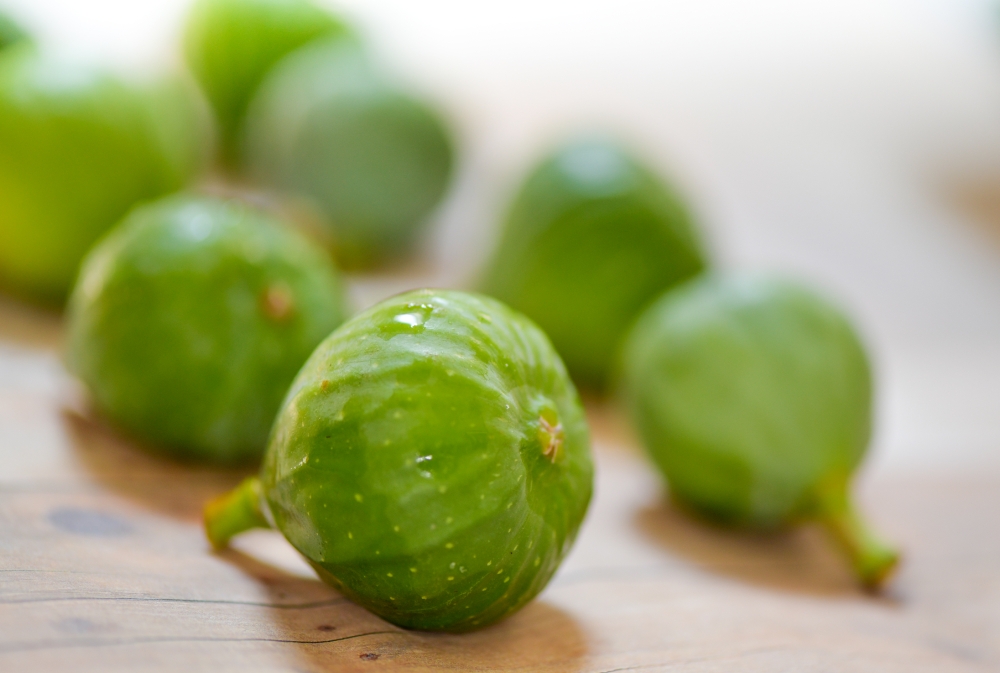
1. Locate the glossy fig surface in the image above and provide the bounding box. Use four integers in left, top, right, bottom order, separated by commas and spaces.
205, 290, 593, 630
621, 273, 898, 588
483, 137, 708, 390
68, 195, 348, 463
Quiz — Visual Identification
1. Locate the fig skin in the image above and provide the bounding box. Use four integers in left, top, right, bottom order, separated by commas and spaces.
482, 137, 708, 391
243, 40, 455, 270
620, 273, 899, 588
0, 48, 208, 303
67, 195, 349, 463
183, 0, 352, 163
205, 290, 593, 631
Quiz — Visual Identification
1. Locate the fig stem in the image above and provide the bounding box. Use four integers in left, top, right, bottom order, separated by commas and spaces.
204, 476, 270, 550
813, 479, 899, 590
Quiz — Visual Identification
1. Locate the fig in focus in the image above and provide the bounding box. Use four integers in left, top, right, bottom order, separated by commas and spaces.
205, 289, 593, 630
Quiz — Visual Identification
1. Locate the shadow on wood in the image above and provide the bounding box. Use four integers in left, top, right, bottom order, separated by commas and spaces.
62, 408, 250, 522
633, 494, 872, 598
0, 293, 63, 351
217, 547, 591, 673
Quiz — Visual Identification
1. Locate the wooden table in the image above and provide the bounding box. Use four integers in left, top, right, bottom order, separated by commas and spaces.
1, 296, 997, 673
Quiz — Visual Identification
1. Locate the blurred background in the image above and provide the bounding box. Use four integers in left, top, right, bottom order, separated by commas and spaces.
4, 0, 1000, 475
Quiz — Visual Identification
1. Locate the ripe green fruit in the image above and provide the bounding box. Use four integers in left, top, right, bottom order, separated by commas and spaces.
243, 40, 455, 269
205, 289, 593, 631
621, 273, 899, 588
183, 0, 352, 162
482, 137, 708, 390
0, 49, 209, 303
67, 195, 349, 463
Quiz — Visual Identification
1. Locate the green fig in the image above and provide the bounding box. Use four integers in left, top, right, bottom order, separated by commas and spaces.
243, 39, 455, 269
183, 0, 352, 162
67, 195, 349, 463
0, 10, 29, 52
0, 48, 209, 303
620, 273, 899, 588
204, 289, 593, 631
482, 137, 708, 390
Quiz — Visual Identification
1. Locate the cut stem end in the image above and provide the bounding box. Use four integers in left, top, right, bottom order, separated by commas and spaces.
814, 481, 900, 591
203, 476, 270, 550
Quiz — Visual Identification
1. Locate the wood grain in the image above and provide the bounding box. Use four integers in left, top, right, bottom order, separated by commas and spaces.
1, 298, 997, 672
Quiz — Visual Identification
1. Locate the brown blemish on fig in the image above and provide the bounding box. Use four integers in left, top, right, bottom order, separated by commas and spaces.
262, 283, 295, 321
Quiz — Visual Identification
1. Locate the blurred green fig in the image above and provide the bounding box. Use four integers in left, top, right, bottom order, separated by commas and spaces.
621, 273, 899, 589
0, 49, 209, 303
243, 39, 455, 269
67, 195, 349, 463
205, 289, 592, 631
482, 137, 708, 390
0, 10, 29, 51
183, 0, 352, 162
